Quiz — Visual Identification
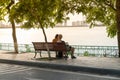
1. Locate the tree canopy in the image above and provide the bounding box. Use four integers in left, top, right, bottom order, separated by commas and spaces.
0, 0, 9, 21
11, 0, 69, 29
60, 0, 117, 37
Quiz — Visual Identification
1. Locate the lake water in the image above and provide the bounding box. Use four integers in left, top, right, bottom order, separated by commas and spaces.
0, 27, 118, 46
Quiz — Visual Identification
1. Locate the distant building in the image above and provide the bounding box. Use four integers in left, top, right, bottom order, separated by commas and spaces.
56, 21, 68, 27
0, 22, 20, 28
55, 23, 63, 27
72, 22, 76, 26
64, 20, 67, 26
72, 20, 88, 27
0, 22, 11, 28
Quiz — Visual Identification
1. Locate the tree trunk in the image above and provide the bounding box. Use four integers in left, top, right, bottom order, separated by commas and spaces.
7, 0, 18, 53
116, 0, 120, 57
11, 19, 18, 53
41, 27, 51, 59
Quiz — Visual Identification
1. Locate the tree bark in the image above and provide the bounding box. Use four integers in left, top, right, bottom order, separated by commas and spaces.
11, 19, 18, 53
41, 27, 51, 59
116, 0, 120, 57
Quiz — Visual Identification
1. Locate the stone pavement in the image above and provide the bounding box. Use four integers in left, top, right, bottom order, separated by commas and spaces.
0, 50, 120, 77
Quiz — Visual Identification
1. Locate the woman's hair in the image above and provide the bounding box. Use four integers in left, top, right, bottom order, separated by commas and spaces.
55, 34, 58, 38
59, 34, 62, 39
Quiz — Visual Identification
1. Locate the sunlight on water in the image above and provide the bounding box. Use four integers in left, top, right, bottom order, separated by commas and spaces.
0, 27, 117, 46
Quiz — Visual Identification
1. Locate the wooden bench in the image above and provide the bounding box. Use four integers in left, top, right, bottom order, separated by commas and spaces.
32, 42, 68, 58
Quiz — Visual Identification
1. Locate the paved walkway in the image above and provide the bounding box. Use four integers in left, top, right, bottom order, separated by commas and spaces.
0, 50, 120, 76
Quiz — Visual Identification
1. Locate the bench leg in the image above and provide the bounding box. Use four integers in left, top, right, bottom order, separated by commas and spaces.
55, 51, 58, 58
34, 51, 37, 58
39, 51, 42, 57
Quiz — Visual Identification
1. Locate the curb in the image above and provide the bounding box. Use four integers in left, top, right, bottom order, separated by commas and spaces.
0, 59, 120, 77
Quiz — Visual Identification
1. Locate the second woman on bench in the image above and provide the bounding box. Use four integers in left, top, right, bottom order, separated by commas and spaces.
54, 34, 76, 59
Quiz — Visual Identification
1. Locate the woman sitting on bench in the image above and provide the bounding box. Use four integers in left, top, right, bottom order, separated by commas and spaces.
56, 34, 76, 59
52, 34, 63, 58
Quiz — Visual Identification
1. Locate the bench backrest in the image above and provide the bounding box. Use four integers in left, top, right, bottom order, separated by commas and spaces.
32, 42, 67, 51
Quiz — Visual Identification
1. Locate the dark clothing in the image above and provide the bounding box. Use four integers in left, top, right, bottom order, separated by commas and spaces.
56, 51, 63, 58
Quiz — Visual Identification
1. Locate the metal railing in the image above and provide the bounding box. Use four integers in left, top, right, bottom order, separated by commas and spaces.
0, 43, 34, 53
72, 45, 118, 57
0, 43, 118, 57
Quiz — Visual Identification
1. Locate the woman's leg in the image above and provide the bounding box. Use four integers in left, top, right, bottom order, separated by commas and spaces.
71, 47, 76, 59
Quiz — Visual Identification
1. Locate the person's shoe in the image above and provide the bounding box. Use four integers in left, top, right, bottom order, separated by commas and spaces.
71, 56, 76, 59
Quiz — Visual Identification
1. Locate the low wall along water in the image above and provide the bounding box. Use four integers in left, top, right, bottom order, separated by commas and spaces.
0, 43, 118, 57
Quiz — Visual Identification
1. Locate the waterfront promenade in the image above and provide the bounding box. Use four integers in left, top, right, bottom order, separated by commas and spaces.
0, 50, 120, 77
